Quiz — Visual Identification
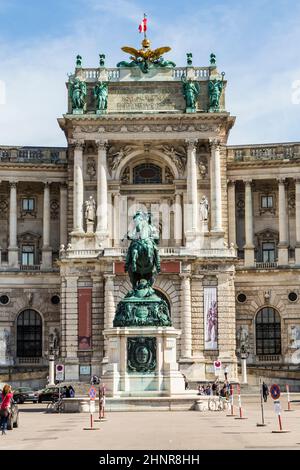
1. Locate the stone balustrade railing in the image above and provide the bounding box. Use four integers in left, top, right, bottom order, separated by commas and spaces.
61, 246, 236, 259
77, 66, 211, 83
228, 143, 300, 162
0, 146, 67, 164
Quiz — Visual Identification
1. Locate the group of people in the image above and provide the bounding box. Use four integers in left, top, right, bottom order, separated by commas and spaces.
60, 385, 75, 398
197, 379, 226, 397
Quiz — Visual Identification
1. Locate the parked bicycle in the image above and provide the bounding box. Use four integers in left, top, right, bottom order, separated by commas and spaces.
208, 396, 229, 411
46, 398, 64, 413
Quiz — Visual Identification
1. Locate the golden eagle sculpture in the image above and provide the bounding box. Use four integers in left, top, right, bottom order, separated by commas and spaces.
117, 39, 176, 73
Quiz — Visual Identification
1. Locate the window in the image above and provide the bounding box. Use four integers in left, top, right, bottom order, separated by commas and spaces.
22, 198, 35, 212
262, 242, 275, 262
21, 245, 35, 265
261, 195, 273, 209
256, 307, 281, 355
17, 309, 42, 357
133, 164, 162, 184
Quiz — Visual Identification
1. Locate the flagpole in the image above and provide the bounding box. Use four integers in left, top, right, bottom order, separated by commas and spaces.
144, 13, 147, 40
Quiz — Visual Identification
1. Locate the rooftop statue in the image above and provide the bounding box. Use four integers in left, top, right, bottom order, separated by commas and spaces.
94, 81, 108, 113
208, 72, 225, 112
69, 77, 87, 113
182, 76, 200, 111
114, 211, 171, 327
117, 38, 176, 74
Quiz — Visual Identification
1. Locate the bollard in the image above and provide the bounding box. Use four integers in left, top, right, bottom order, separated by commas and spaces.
271, 400, 290, 433
235, 384, 247, 420
83, 388, 100, 430
284, 384, 294, 412
226, 383, 236, 417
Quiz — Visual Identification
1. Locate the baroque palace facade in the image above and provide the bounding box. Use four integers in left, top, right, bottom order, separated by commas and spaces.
0, 44, 299, 385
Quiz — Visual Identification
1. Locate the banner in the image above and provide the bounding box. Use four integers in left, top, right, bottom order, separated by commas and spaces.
204, 287, 218, 350
78, 288, 92, 350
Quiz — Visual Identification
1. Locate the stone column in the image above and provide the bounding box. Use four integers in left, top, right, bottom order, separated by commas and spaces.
8, 181, 19, 267
185, 139, 198, 238
210, 140, 223, 232
42, 182, 52, 268
180, 273, 192, 358
60, 183, 68, 247
96, 140, 109, 243
278, 178, 289, 265
72, 141, 84, 234
103, 274, 115, 358
161, 197, 170, 246
227, 180, 237, 247
113, 192, 120, 247
295, 179, 300, 265
243, 180, 255, 266
174, 192, 182, 246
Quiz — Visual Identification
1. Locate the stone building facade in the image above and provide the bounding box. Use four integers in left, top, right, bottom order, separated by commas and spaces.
0, 49, 299, 386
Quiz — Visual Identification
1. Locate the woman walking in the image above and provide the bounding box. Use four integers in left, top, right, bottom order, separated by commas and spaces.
0, 384, 14, 435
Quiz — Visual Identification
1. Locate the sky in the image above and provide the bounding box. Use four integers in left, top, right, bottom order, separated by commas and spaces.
0, 0, 300, 147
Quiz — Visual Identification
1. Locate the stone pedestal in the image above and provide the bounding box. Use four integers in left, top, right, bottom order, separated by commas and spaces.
102, 327, 185, 397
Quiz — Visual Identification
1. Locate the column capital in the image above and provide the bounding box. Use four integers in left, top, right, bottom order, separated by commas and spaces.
179, 272, 191, 280
185, 138, 198, 150
104, 273, 115, 280
43, 181, 52, 187
227, 179, 236, 186
277, 177, 287, 185
8, 180, 18, 188
69, 139, 85, 150
209, 138, 221, 150
244, 179, 253, 187
95, 139, 108, 150
60, 182, 68, 190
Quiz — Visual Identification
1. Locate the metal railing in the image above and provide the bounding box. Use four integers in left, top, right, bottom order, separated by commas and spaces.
255, 261, 278, 269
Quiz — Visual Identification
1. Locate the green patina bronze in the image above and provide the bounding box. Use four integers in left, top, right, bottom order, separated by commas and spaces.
127, 337, 156, 373
117, 56, 176, 74
94, 81, 108, 113
181, 76, 200, 112
76, 54, 82, 68
69, 77, 87, 113
208, 74, 225, 112
99, 53, 105, 67
186, 52, 193, 66
113, 211, 172, 327
210, 52, 217, 66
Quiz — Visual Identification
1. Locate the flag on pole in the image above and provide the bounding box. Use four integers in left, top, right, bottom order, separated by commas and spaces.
138, 16, 147, 33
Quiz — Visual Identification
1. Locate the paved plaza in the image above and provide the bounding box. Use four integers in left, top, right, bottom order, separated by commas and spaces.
1, 397, 300, 450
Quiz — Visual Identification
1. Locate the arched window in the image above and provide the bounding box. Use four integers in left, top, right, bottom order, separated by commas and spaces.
256, 307, 281, 355
133, 164, 162, 184
17, 309, 42, 357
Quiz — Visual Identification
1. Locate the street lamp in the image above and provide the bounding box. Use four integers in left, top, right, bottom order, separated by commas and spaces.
240, 345, 249, 384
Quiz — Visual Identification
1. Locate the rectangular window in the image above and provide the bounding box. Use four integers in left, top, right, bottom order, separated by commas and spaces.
22, 245, 34, 265
261, 195, 273, 209
22, 198, 35, 211
262, 242, 275, 263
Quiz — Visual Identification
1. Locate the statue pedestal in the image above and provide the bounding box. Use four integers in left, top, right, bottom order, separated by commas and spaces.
86, 221, 94, 234
102, 327, 185, 397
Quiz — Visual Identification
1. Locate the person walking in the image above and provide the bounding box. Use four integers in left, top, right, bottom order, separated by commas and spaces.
224, 365, 229, 381
0, 384, 14, 435
262, 382, 269, 402
68, 385, 75, 398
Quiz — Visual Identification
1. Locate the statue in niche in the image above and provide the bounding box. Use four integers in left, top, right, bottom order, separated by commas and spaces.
49, 327, 60, 353
93, 81, 108, 112
85, 196, 96, 233
200, 195, 209, 221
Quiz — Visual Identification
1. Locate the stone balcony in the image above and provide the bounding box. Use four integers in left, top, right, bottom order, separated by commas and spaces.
0, 146, 67, 164
227, 142, 300, 162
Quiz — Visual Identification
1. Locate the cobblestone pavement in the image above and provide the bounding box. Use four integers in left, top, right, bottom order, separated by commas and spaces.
1, 398, 300, 450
